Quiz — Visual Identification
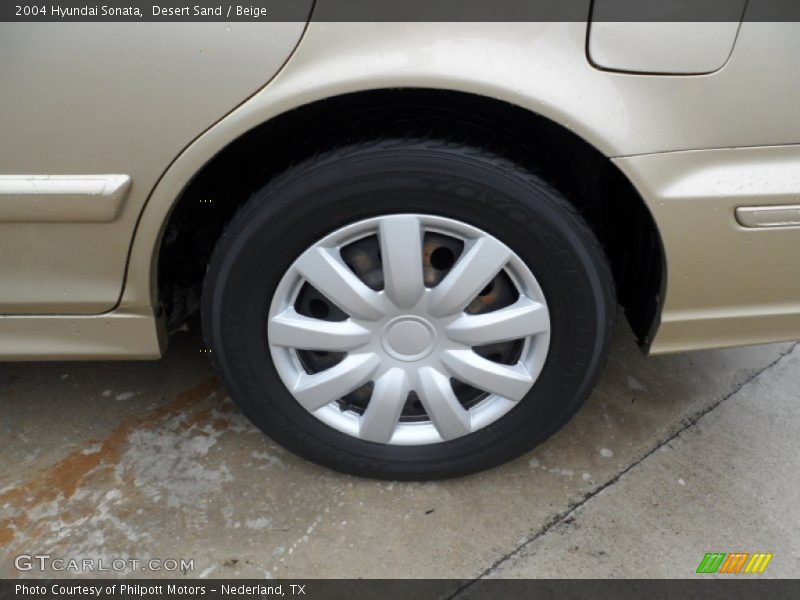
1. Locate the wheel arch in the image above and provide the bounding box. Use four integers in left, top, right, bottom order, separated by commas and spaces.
128, 88, 665, 348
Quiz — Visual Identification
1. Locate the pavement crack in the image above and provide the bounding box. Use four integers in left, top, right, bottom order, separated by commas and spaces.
447, 342, 799, 597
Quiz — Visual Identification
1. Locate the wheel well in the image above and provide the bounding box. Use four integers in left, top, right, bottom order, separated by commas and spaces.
158, 89, 664, 345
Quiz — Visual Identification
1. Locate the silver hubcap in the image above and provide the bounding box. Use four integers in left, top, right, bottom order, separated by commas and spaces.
268, 214, 551, 446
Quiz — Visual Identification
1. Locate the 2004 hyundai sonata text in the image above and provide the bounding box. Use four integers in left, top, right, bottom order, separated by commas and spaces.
2, 4, 799, 478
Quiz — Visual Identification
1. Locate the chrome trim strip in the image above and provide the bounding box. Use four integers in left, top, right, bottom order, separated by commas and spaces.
735, 205, 800, 228
0, 174, 131, 222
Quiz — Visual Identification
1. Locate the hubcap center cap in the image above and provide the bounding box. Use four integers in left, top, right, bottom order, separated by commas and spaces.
381, 317, 436, 362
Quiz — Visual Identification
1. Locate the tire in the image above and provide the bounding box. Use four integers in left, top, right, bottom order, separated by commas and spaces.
201, 136, 615, 480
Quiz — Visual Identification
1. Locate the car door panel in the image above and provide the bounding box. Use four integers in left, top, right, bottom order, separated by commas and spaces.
0, 19, 311, 314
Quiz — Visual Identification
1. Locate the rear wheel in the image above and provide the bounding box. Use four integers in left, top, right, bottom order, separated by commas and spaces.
202, 137, 615, 479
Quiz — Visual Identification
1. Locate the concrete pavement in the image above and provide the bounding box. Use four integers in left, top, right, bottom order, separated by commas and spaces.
1, 319, 797, 581
469, 340, 800, 583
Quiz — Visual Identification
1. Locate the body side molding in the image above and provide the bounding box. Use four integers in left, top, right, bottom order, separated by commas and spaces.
736, 205, 800, 228
0, 174, 131, 223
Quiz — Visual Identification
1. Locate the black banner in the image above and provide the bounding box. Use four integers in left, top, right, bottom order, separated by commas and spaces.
3, 0, 800, 23
3, 580, 800, 600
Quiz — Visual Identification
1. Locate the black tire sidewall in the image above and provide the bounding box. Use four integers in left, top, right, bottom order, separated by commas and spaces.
202, 141, 614, 479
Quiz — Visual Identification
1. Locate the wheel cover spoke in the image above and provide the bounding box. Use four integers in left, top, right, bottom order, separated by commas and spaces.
359, 368, 410, 443
268, 214, 551, 445
428, 236, 510, 318
416, 367, 471, 440
441, 349, 533, 401
294, 246, 386, 321
379, 215, 425, 309
292, 353, 380, 411
269, 308, 372, 351
445, 297, 549, 346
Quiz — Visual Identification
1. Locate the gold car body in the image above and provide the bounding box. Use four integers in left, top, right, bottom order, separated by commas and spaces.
1, 18, 799, 359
